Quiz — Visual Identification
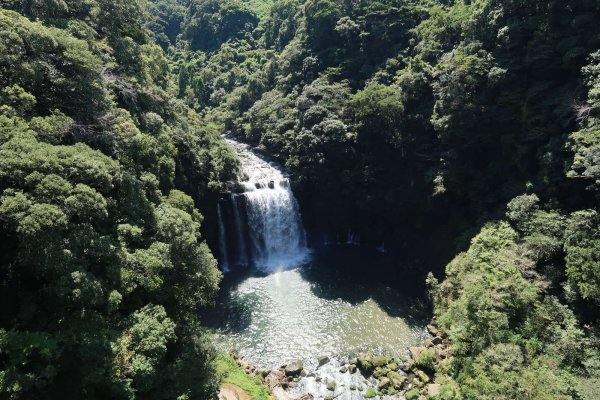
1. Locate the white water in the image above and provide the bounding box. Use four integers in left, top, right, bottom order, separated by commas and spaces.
216, 204, 229, 272
224, 137, 309, 271
230, 195, 249, 266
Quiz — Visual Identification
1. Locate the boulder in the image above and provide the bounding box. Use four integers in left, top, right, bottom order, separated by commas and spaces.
377, 377, 392, 391
409, 347, 426, 360
428, 383, 442, 397
372, 354, 392, 368
431, 336, 443, 346
374, 367, 388, 379
357, 353, 375, 375
387, 371, 407, 389
349, 364, 357, 374
427, 324, 441, 337
414, 369, 430, 384
405, 388, 420, 400
364, 387, 377, 399
318, 356, 330, 367
285, 360, 304, 377
326, 381, 336, 391
339, 366, 348, 373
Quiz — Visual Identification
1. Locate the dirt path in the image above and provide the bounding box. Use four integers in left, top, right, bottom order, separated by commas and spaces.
219, 383, 252, 400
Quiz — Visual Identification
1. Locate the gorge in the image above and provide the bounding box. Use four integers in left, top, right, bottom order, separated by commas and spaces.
1, 1, 598, 399
208, 137, 430, 399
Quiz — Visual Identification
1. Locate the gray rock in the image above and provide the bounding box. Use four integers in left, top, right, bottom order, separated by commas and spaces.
327, 381, 336, 391
339, 366, 348, 373
431, 336, 443, 345
284, 360, 304, 377
317, 355, 330, 367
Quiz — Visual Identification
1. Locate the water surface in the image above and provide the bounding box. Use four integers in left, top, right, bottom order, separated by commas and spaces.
206, 247, 429, 370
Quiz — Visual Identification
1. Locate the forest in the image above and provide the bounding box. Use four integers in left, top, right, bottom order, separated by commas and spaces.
1, 0, 599, 399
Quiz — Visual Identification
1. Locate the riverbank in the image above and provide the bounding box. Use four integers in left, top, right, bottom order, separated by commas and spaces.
223, 323, 448, 399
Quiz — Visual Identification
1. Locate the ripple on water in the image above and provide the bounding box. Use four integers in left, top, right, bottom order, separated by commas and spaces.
211, 268, 429, 370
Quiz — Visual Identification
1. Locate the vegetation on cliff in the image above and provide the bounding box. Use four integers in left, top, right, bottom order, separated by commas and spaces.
0, 1, 238, 398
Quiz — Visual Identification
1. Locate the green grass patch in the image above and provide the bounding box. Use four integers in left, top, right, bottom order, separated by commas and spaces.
215, 353, 272, 400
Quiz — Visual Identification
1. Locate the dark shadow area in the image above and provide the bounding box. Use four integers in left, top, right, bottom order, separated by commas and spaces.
299, 246, 431, 321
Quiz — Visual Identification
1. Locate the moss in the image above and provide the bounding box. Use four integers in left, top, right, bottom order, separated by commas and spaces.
364, 387, 377, 398
405, 388, 420, 400
215, 354, 272, 400
414, 349, 436, 372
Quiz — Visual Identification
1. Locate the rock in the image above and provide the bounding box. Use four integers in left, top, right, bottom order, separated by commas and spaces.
350, 384, 357, 391
428, 383, 442, 397
327, 381, 336, 391
377, 377, 392, 391
373, 367, 388, 379
318, 356, 330, 367
414, 369, 430, 384
306, 372, 315, 378
339, 366, 348, 373
431, 336, 443, 346
405, 388, 420, 400
300, 370, 307, 377
419, 396, 427, 400
264, 369, 287, 390
357, 353, 375, 375
364, 387, 377, 399
372, 354, 391, 367
349, 357, 358, 365
324, 396, 333, 400
427, 324, 440, 337
409, 347, 426, 360
284, 360, 304, 377
349, 364, 357, 373
387, 371, 407, 389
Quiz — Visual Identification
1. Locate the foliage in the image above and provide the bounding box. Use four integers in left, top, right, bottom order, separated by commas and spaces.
0, 2, 239, 399
215, 353, 272, 400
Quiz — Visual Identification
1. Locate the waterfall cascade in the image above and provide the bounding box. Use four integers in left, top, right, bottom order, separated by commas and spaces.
217, 137, 309, 271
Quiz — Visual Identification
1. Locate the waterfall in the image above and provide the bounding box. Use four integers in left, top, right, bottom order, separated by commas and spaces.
217, 203, 229, 271
230, 194, 248, 266
219, 137, 309, 271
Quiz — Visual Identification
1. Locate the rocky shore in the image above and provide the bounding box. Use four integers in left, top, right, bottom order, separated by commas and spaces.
229, 324, 450, 399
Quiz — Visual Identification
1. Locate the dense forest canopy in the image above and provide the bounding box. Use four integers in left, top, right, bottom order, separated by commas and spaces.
1, 0, 599, 399
0, 0, 239, 398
